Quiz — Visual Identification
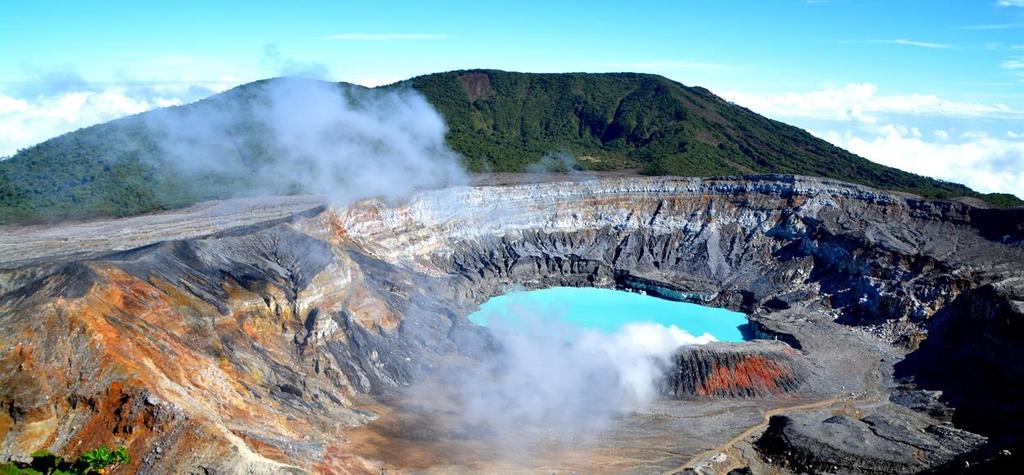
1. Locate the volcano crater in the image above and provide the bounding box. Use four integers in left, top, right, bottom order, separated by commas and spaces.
1, 175, 1022, 473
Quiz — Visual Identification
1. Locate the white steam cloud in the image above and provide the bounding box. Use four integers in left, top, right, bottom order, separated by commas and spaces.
143, 77, 466, 205
417, 300, 714, 447
524, 152, 580, 174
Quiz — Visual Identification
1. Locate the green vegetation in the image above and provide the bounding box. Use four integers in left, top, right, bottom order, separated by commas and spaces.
1, 446, 130, 474
0, 79, 286, 223
408, 71, 1008, 203
0, 70, 1019, 224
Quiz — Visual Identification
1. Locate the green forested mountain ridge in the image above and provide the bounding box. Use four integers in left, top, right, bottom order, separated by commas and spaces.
408, 71, 1019, 205
0, 70, 1019, 224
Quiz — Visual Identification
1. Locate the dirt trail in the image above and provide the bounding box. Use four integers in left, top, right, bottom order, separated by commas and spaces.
661, 396, 846, 475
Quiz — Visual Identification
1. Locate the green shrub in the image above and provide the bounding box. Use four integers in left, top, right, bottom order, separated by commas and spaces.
0, 445, 131, 474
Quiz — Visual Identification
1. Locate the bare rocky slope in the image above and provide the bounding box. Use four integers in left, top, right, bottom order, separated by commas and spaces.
1, 175, 1022, 473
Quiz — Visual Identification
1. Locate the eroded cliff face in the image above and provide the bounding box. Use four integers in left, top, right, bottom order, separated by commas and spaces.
665, 342, 806, 398
336, 175, 1020, 338
0, 175, 1021, 473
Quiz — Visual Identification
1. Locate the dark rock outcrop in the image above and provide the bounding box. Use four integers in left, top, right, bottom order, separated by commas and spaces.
755, 407, 987, 474
664, 341, 806, 398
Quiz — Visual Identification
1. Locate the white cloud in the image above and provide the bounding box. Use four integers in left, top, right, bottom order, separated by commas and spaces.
0, 58, 266, 157
105, 54, 255, 89
348, 76, 403, 87
1002, 56, 1024, 69
998, 0, 1024, 6
722, 83, 1021, 123
868, 39, 955, 49
724, 83, 1024, 196
815, 125, 1024, 195
956, 22, 1024, 30
0, 89, 184, 157
261, 44, 331, 79
322, 33, 448, 41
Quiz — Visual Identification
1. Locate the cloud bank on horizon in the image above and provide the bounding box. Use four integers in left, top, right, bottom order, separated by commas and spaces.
722, 84, 1024, 195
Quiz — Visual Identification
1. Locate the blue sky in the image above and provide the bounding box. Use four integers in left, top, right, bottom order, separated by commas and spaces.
1, 0, 1023, 194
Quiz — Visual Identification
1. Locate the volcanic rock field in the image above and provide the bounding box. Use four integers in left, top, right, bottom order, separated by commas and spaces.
1, 174, 1022, 473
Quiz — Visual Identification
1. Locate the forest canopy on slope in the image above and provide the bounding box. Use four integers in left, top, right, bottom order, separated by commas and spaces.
1, 69, 1019, 224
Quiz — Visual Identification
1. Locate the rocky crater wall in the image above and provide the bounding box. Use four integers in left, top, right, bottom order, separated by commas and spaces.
335, 175, 1021, 336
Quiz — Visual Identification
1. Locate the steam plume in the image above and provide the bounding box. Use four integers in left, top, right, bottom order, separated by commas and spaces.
143, 77, 466, 205
412, 298, 715, 449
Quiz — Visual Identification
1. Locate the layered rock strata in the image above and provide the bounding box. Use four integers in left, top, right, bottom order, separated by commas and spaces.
665, 341, 807, 398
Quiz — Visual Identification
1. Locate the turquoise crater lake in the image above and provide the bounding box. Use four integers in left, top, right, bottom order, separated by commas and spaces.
468, 287, 749, 342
